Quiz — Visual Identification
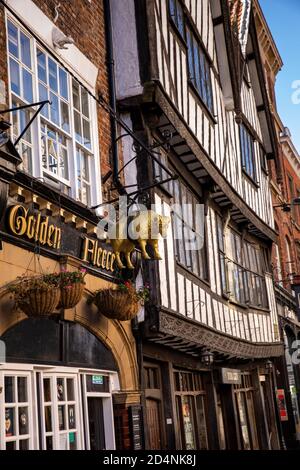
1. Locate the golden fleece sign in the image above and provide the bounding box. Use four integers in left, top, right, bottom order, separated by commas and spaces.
8, 204, 61, 249
5, 204, 169, 273
109, 210, 170, 269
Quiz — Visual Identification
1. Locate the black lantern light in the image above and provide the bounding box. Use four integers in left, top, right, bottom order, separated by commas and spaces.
265, 360, 273, 372
200, 349, 214, 366
273, 198, 300, 212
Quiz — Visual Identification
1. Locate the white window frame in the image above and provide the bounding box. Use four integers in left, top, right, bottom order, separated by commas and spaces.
0, 369, 35, 450
38, 371, 82, 450
5, 14, 102, 208
81, 372, 116, 450
0, 364, 117, 450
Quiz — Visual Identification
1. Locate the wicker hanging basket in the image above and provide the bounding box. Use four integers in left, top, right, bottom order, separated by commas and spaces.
93, 289, 140, 321
17, 286, 61, 318
59, 282, 85, 309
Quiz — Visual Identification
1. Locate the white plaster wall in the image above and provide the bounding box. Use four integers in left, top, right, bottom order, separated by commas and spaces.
7, 0, 98, 90
111, 0, 143, 100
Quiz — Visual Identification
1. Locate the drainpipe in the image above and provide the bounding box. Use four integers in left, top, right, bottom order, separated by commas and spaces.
103, 0, 124, 194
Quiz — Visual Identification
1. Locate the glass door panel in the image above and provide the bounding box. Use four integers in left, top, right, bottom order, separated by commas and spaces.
195, 395, 208, 449
87, 397, 105, 450
245, 391, 259, 450
236, 393, 251, 450
39, 374, 81, 450
177, 395, 197, 450
1, 373, 33, 450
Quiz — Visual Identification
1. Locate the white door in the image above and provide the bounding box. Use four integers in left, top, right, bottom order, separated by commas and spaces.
38, 372, 82, 450
0, 371, 34, 450
0, 366, 116, 450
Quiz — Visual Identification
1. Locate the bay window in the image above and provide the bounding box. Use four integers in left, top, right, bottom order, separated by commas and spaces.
187, 27, 213, 113
169, 0, 185, 39
11, 102, 33, 173
41, 123, 69, 183
216, 215, 269, 309
172, 178, 207, 280
240, 124, 256, 181
6, 18, 98, 207
37, 49, 70, 133
8, 20, 34, 173
76, 149, 91, 206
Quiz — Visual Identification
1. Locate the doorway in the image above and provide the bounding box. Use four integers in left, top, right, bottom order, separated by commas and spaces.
144, 363, 165, 449
234, 373, 259, 450
146, 398, 162, 449
0, 365, 117, 450
87, 398, 105, 450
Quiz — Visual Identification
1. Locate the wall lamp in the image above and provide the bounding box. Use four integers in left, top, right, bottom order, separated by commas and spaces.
265, 360, 273, 372
273, 198, 300, 212
200, 350, 214, 366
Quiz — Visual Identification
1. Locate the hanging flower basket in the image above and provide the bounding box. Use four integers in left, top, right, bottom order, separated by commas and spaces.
58, 269, 86, 309
93, 281, 150, 322
9, 274, 61, 318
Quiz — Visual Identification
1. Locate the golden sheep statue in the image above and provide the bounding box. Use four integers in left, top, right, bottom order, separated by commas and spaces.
109, 210, 170, 269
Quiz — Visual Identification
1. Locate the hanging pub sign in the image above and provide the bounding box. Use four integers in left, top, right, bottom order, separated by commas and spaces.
2, 203, 117, 280
110, 210, 170, 270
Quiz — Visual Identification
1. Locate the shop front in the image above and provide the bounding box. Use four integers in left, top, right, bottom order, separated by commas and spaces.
0, 145, 140, 450
0, 319, 120, 450
142, 331, 283, 451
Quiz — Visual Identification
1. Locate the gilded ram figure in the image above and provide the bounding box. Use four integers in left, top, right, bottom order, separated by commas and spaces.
109, 210, 170, 269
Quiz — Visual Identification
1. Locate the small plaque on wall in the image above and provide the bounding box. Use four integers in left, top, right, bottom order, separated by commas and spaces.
220, 368, 242, 385
128, 405, 143, 451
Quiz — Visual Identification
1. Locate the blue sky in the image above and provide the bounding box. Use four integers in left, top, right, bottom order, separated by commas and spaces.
260, 0, 300, 153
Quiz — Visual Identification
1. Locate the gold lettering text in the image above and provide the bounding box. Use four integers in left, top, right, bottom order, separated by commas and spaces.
8, 205, 28, 236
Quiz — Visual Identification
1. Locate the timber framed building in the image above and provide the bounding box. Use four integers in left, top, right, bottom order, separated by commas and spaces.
111, 0, 284, 450
0, 0, 140, 451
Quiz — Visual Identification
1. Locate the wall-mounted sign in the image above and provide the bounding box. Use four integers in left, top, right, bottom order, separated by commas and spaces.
128, 405, 143, 451
8, 204, 61, 249
220, 368, 242, 385
3, 203, 116, 279
277, 389, 288, 422
81, 238, 115, 272
92, 375, 103, 385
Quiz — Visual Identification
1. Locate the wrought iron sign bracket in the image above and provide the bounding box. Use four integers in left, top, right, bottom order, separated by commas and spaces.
92, 174, 178, 210
110, 132, 177, 193
0, 100, 51, 146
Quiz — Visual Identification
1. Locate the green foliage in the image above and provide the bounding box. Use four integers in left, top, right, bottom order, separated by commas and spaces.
9, 269, 86, 299
117, 280, 150, 304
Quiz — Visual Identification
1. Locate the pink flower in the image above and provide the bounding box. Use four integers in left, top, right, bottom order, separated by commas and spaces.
80, 268, 87, 273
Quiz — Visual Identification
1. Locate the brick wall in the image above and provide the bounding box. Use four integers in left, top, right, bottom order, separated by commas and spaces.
114, 405, 132, 450
269, 144, 300, 290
